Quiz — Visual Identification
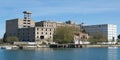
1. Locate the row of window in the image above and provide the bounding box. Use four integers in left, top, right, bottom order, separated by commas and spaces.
23, 22, 31, 24
37, 36, 52, 39
37, 28, 52, 31
37, 32, 52, 35
23, 26, 31, 28
23, 20, 31, 22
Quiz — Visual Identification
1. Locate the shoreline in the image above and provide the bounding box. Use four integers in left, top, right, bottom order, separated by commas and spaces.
0, 44, 120, 50
82, 44, 120, 48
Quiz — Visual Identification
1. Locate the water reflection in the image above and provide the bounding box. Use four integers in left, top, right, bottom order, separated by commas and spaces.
108, 47, 118, 60
0, 48, 120, 60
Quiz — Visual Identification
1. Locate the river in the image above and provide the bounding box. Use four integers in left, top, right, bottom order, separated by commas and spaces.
0, 47, 119, 60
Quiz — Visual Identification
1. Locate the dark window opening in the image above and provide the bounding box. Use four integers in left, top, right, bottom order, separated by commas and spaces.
37, 32, 39, 34
50, 29, 51, 31
40, 36, 44, 39
37, 28, 39, 30
41, 32, 43, 34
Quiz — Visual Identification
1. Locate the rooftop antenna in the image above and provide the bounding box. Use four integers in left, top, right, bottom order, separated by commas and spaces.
23, 11, 32, 19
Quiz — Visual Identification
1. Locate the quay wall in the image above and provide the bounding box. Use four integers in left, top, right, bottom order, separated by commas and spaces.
82, 44, 120, 48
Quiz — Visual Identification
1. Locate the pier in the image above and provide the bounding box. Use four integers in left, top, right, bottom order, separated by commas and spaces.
49, 44, 82, 48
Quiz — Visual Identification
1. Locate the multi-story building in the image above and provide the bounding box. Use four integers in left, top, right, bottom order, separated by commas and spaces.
6, 11, 80, 44
6, 11, 35, 41
83, 24, 117, 42
6, 11, 117, 44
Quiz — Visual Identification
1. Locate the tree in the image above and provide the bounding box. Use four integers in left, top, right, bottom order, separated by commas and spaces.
0, 39, 3, 44
53, 26, 80, 44
89, 31, 107, 44
3, 33, 7, 43
118, 34, 120, 39
6, 36, 19, 44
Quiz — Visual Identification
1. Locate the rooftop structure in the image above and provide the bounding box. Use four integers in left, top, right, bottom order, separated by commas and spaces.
23, 11, 32, 19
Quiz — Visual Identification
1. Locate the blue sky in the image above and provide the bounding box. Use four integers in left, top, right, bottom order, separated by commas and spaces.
0, 0, 120, 38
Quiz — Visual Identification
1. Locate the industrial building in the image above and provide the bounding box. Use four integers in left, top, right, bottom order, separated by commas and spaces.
6, 11, 79, 44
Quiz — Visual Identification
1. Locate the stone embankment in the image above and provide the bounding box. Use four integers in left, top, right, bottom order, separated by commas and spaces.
82, 44, 120, 48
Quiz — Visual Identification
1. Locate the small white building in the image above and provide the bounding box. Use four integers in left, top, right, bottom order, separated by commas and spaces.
74, 32, 90, 44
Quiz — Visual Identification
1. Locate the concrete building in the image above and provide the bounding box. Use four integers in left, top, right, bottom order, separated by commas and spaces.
35, 21, 57, 28
6, 11, 80, 44
83, 24, 117, 42
34, 27, 54, 43
6, 11, 35, 41
6, 11, 118, 44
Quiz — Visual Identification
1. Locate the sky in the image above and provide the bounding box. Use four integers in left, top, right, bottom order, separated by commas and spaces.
0, 0, 120, 38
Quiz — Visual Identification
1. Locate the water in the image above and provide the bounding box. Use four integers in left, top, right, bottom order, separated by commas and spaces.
0, 48, 120, 60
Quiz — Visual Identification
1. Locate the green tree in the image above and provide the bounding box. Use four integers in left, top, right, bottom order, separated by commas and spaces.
3, 33, 7, 43
89, 31, 107, 44
118, 34, 120, 39
6, 36, 19, 44
53, 26, 80, 44
0, 39, 3, 44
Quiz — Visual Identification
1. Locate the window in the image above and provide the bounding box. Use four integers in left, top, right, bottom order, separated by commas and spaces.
46, 29, 47, 31
24, 20, 26, 21
37, 28, 39, 30
28, 23, 30, 24
28, 26, 30, 28
41, 32, 43, 34
41, 29, 43, 31
50, 33, 51, 35
37, 32, 39, 34
28, 20, 30, 22
40, 36, 44, 39
50, 29, 51, 31
23, 23, 26, 24
23, 26, 25, 27
37, 36, 39, 38
46, 32, 47, 35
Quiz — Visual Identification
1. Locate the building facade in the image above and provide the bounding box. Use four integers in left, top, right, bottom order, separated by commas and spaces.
6, 11, 80, 44
6, 11, 117, 44
83, 24, 117, 42
74, 32, 90, 44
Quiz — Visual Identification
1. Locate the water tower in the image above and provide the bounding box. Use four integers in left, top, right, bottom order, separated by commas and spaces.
23, 11, 32, 19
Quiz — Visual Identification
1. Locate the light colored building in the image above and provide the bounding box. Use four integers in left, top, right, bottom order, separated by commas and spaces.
74, 32, 90, 44
34, 27, 54, 43
83, 24, 117, 42
35, 21, 57, 28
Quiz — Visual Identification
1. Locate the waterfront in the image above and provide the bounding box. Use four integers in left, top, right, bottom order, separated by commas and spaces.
0, 47, 120, 60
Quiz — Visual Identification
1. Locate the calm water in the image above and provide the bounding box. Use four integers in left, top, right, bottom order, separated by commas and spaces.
0, 47, 120, 60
